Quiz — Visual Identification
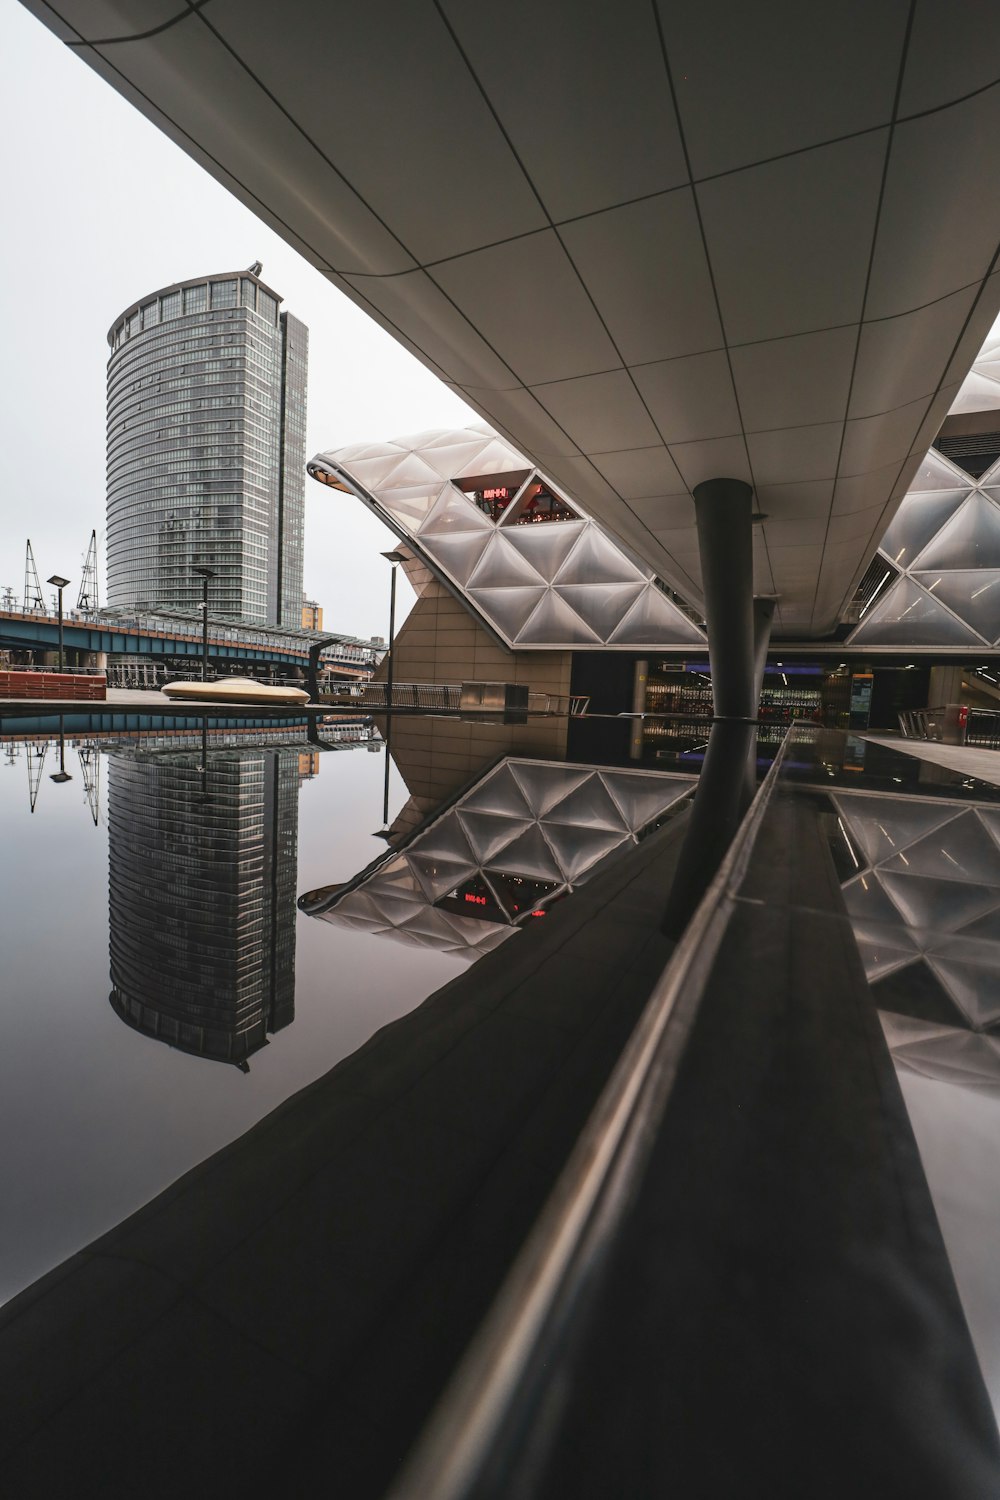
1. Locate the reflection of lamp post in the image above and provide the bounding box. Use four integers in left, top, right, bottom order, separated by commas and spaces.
50, 715, 73, 784
193, 566, 216, 683
380, 550, 407, 826
47, 575, 70, 672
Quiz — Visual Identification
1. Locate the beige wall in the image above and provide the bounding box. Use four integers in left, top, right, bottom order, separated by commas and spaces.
376, 579, 572, 703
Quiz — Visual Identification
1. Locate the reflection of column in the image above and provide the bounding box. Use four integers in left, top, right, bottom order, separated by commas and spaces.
107, 746, 299, 1068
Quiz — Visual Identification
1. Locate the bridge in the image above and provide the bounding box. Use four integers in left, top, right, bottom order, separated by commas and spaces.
0, 606, 378, 673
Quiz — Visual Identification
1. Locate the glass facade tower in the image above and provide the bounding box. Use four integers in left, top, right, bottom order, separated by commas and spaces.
106, 269, 308, 626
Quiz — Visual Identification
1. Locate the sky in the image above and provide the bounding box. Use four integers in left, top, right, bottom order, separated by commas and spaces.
0, 3, 480, 638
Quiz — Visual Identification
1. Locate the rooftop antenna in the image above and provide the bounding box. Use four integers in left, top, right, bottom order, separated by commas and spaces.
23, 540, 45, 613
77, 530, 99, 612
246, 260, 263, 276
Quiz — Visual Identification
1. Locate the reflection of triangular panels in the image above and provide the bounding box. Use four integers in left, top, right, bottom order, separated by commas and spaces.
554, 525, 642, 586
407, 851, 479, 901
926, 956, 1000, 1030
515, 589, 603, 645
456, 809, 532, 864
506, 521, 586, 580
880, 810, 1000, 885
555, 582, 646, 639
421, 530, 492, 586
419, 486, 493, 537
547, 774, 628, 833
856, 939, 919, 982
467, 585, 548, 641
540, 822, 630, 883
842, 874, 920, 944
508, 762, 592, 817
488, 824, 563, 881
468, 535, 546, 587
461, 764, 533, 819
878, 489, 970, 567
913, 493, 1000, 570
879, 871, 1000, 933
849, 577, 983, 646
602, 772, 696, 829
834, 795, 963, 866
912, 570, 1000, 642
608, 585, 706, 646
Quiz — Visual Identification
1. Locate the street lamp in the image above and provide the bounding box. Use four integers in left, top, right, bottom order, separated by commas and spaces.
192, 566, 216, 683
47, 575, 70, 672
379, 549, 407, 828
380, 549, 407, 709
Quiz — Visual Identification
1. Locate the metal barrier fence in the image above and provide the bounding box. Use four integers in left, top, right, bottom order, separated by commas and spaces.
898, 703, 1000, 748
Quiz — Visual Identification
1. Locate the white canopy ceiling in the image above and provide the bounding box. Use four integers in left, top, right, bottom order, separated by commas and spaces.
27, 0, 1000, 636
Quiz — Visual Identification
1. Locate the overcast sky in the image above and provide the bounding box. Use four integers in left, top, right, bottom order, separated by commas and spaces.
0, 3, 481, 637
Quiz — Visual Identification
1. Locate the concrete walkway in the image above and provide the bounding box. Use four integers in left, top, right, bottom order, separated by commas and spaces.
0, 806, 691, 1498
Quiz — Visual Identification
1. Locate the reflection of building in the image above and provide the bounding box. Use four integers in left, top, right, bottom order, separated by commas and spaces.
106, 267, 308, 626
301, 758, 696, 960
108, 746, 299, 1068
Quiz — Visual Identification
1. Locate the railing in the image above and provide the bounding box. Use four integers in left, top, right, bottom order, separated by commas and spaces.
387, 722, 804, 1500
967, 706, 1000, 749
897, 705, 948, 740
898, 703, 1000, 748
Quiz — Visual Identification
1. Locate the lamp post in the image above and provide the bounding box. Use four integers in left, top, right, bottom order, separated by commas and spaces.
49, 715, 72, 785
379, 549, 407, 827
47, 575, 70, 672
192, 566, 216, 682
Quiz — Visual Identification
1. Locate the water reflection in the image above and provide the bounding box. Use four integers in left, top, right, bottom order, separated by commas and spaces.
301, 757, 697, 958
107, 746, 301, 1070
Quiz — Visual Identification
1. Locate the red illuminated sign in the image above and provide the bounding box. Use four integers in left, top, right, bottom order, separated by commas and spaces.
464, 893, 488, 905
482, 486, 510, 502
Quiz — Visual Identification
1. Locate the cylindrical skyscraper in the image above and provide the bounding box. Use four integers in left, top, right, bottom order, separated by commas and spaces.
106, 266, 308, 625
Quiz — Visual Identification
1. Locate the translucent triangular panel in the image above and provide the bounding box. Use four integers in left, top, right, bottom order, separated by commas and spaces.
455, 437, 526, 479
487, 824, 563, 881
359, 891, 431, 928
608, 585, 707, 646
926, 957, 1000, 1030
913, 493, 1000, 570
911, 570, 1000, 641
419, 485, 493, 537
373, 856, 427, 902
877, 489, 970, 567
546, 774, 628, 832
456, 809, 532, 864
506, 521, 586, 581
406, 851, 479, 902
539, 822, 630, 883
380, 452, 449, 490
842, 872, 917, 936
555, 582, 646, 639
467, 535, 546, 587
515, 589, 604, 646
957, 902, 1000, 943
508, 762, 592, 817
461, 764, 533, 819
554, 525, 642, 586
948, 372, 1000, 415
878, 811, 1000, 885
908, 450, 973, 492
602, 772, 696, 830
835, 796, 962, 865
381, 486, 448, 530
421, 530, 492, 586
856, 939, 919, 982
849, 577, 983, 646
416, 436, 495, 479
467, 586, 548, 641
882, 1016, 1000, 1093
880, 871, 1000, 932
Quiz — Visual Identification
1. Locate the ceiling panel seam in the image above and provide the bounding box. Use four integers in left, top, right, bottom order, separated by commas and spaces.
63, 0, 212, 47
808, 0, 917, 633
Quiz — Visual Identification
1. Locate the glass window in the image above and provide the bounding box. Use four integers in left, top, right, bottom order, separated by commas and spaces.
211, 280, 237, 309
258, 290, 277, 324
161, 292, 181, 321
184, 285, 207, 314
240, 279, 256, 311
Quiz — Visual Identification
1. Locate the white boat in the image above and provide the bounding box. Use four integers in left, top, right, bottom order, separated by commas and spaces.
161, 677, 310, 706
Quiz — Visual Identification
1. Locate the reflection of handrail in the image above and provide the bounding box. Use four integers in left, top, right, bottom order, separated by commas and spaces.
389, 722, 805, 1500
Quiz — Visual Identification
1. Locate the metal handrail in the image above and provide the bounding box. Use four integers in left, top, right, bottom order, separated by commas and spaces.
388, 721, 808, 1500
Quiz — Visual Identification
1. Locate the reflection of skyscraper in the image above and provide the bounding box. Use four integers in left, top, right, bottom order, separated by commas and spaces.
108, 746, 299, 1068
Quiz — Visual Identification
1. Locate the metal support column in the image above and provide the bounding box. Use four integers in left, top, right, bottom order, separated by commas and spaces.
663, 478, 756, 938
